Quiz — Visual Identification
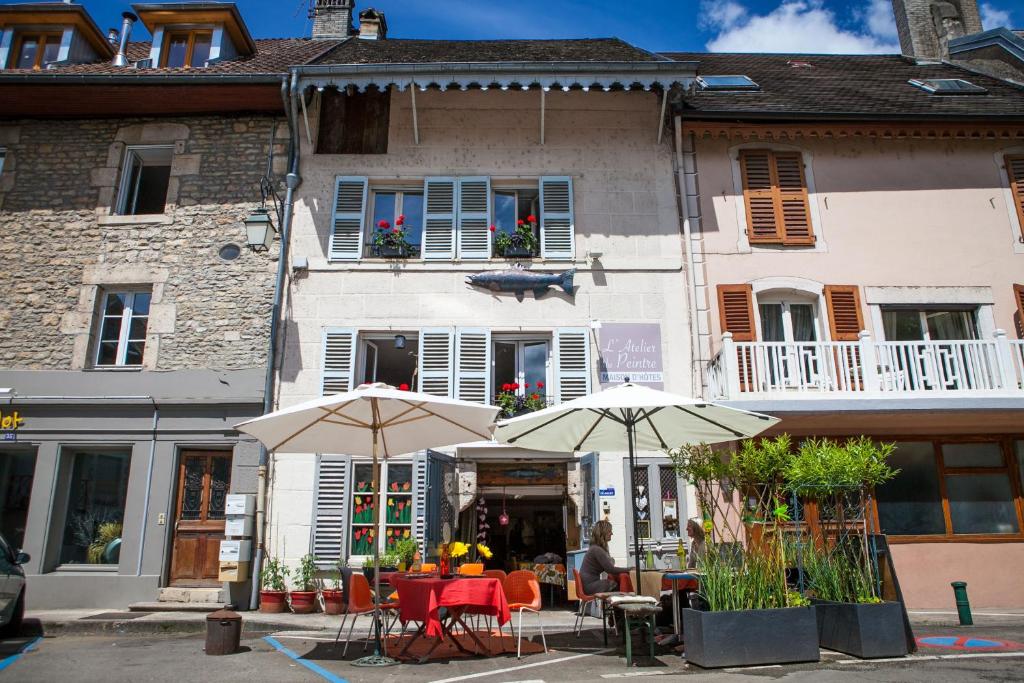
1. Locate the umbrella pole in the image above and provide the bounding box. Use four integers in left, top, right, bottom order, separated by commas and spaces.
626, 411, 643, 596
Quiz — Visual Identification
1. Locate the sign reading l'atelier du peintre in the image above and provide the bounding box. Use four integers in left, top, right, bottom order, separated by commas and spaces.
597, 323, 664, 389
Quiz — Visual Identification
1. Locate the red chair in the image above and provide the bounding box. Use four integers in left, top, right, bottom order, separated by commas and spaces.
334, 573, 398, 657
504, 570, 548, 659
572, 570, 601, 637
473, 570, 510, 639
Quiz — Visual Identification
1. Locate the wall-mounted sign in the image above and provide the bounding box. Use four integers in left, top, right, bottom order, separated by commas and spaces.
597, 323, 664, 389
0, 409, 24, 441
599, 487, 616, 497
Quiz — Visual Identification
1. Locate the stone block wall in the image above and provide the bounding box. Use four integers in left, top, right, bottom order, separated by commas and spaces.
0, 115, 286, 371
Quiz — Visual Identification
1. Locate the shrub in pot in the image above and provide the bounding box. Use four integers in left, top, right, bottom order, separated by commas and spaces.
363, 550, 400, 584
259, 557, 290, 613
290, 553, 319, 614
322, 560, 346, 615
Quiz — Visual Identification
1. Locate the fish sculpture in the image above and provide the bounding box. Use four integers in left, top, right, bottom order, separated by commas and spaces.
466, 268, 575, 300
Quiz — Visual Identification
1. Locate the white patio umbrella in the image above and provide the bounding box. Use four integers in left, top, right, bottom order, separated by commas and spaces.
236, 382, 499, 666
494, 382, 779, 593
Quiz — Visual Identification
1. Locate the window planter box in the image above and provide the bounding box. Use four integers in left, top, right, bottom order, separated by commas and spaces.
812, 600, 908, 659
681, 606, 819, 668
374, 245, 413, 258
498, 245, 535, 259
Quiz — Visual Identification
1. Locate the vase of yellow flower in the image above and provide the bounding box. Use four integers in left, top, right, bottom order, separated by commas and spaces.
476, 543, 493, 562
441, 541, 470, 577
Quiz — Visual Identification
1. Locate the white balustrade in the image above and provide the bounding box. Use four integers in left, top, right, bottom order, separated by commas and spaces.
706, 330, 1024, 400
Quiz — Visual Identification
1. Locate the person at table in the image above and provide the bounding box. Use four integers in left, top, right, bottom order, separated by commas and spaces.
685, 518, 707, 570
580, 520, 632, 594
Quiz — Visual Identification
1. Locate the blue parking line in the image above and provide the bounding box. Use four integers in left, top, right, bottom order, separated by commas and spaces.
263, 636, 349, 683
0, 636, 42, 672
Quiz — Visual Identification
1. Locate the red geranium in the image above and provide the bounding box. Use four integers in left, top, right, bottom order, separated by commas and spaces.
512, 382, 520, 390
392, 227, 400, 234
536, 381, 544, 389
396, 214, 405, 226
531, 393, 540, 401
378, 219, 390, 229
502, 383, 512, 392
524, 382, 531, 389
489, 224, 496, 232
526, 214, 537, 223
399, 383, 410, 391
516, 219, 525, 226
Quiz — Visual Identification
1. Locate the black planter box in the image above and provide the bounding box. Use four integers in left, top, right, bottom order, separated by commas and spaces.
813, 600, 908, 659
499, 245, 534, 258
682, 606, 819, 668
376, 245, 410, 258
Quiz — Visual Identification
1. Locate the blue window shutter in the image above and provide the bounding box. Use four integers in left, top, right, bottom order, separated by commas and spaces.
329, 176, 368, 261
540, 176, 575, 260
457, 177, 492, 259
423, 178, 456, 259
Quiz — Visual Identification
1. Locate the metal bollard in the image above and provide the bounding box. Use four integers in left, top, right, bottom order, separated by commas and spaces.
951, 581, 973, 626
206, 608, 243, 655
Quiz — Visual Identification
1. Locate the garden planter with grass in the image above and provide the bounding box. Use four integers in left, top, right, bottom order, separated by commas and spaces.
259, 590, 288, 613
682, 606, 820, 668
812, 600, 907, 658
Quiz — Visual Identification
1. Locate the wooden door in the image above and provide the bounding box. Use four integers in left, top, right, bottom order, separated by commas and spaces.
169, 451, 231, 586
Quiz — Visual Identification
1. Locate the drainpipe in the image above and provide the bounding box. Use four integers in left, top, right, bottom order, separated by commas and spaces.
672, 114, 703, 399
249, 72, 302, 611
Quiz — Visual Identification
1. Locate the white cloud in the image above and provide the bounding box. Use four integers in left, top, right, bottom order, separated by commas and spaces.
980, 3, 1013, 29
702, 0, 748, 31
863, 0, 899, 41
703, 0, 901, 54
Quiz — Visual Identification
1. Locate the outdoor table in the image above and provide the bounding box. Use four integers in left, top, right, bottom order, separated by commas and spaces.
394, 576, 510, 663
662, 571, 701, 644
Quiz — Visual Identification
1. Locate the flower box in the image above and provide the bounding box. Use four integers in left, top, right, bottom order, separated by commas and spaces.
812, 600, 908, 659
375, 244, 411, 258
499, 245, 534, 259
682, 606, 819, 668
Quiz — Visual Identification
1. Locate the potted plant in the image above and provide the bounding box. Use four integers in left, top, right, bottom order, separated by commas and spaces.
493, 215, 539, 258
290, 553, 319, 614
786, 437, 905, 659
363, 549, 400, 584
259, 557, 290, 613
372, 216, 416, 258
392, 537, 418, 571
495, 382, 546, 418
322, 559, 346, 615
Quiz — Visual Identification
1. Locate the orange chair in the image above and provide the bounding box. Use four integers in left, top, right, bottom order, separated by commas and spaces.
334, 573, 398, 657
483, 569, 507, 583
458, 563, 484, 576
504, 570, 548, 659
418, 563, 437, 573
572, 570, 602, 637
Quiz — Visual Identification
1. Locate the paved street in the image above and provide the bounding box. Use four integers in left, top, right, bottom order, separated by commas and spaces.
5, 613, 1024, 682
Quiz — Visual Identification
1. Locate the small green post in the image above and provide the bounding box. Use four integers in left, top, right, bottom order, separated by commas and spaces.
951, 581, 973, 626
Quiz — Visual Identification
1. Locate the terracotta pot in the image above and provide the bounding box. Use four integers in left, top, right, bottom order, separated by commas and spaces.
290, 590, 318, 614
259, 590, 288, 613
322, 589, 345, 615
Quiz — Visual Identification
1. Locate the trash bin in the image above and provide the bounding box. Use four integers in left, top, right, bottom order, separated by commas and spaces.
205, 609, 242, 656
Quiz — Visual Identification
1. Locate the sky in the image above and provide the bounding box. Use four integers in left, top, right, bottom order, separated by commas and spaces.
13, 0, 1020, 53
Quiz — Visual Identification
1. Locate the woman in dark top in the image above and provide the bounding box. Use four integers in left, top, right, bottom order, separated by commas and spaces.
580, 520, 631, 595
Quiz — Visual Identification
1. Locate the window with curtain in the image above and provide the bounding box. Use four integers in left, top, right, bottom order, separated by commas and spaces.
881, 308, 978, 341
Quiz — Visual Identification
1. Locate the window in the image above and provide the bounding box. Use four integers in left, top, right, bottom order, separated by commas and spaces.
116, 146, 172, 215
58, 449, 131, 565
0, 450, 37, 550
349, 462, 412, 555
10, 32, 62, 70
95, 291, 150, 367
909, 78, 987, 95
1005, 155, 1024, 241
368, 190, 423, 256
739, 150, 814, 245
876, 439, 1024, 539
659, 465, 680, 538
161, 30, 213, 68
698, 75, 759, 91
494, 187, 540, 254
493, 338, 550, 403
758, 297, 821, 388
881, 308, 978, 341
360, 335, 418, 388
316, 87, 390, 155
633, 466, 651, 539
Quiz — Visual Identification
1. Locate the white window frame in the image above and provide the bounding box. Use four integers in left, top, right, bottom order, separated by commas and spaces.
756, 295, 822, 343
877, 307, 981, 342
115, 145, 173, 216
492, 334, 552, 402
94, 290, 150, 368
357, 333, 418, 386
367, 187, 424, 256
348, 458, 415, 558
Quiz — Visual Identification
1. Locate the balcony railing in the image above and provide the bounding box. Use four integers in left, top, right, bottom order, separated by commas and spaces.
707, 330, 1024, 400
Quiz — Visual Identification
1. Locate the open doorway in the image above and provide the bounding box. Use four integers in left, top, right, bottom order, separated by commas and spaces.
361, 335, 419, 388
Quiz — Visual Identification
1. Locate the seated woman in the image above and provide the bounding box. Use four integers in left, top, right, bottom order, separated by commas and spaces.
685, 518, 707, 570
580, 520, 632, 595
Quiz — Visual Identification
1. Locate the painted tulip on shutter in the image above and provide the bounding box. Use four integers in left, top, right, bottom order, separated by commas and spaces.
457, 177, 492, 259
554, 327, 591, 402
824, 285, 864, 341
540, 176, 575, 259
418, 328, 454, 397
717, 284, 756, 341
329, 177, 368, 260
313, 454, 351, 568
423, 178, 457, 259
321, 328, 356, 395
454, 328, 491, 403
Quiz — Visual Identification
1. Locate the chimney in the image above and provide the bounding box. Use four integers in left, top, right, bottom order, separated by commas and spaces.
891, 0, 983, 59
310, 0, 355, 40
111, 12, 137, 67
358, 8, 387, 40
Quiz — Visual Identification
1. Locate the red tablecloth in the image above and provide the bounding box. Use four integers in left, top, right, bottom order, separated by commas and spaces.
395, 577, 510, 638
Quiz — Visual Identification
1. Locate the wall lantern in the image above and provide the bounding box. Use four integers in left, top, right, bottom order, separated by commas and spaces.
394, 334, 407, 350
244, 208, 276, 252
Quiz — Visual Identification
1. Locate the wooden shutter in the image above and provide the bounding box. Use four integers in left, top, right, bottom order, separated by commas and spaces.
454, 328, 491, 403
739, 150, 813, 245
457, 177, 491, 259
418, 328, 454, 397
313, 454, 351, 568
422, 178, 456, 259
554, 327, 591, 402
540, 176, 575, 260
1014, 284, 1024, 339
1007, 156, 1024, 240
824, 285, 865, 341
321, 328, 356, 395
328, 176, 368, 260
315, 88, 390, 155
717, 284, 756, 342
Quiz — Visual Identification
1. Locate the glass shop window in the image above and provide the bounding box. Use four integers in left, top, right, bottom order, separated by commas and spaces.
58, 449, 131, 565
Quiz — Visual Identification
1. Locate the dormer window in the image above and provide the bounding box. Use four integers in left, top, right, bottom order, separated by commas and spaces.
161, 30, 212, 68
11, 31, 62, 69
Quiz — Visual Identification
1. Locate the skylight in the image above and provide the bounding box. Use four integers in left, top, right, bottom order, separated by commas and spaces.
908, 78, 987, 94
697, 75, 759, 91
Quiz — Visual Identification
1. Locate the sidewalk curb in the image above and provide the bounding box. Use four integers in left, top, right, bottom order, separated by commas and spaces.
27, 617, 324, 637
